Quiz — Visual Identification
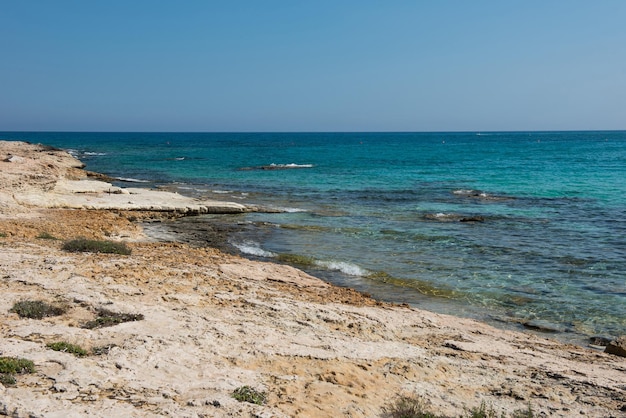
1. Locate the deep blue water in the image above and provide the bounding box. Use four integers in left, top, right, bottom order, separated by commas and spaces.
3, 131, 625, 344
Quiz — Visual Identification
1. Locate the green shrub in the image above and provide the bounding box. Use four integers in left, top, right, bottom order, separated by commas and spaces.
62, 238, 131, 255
232, 385, 267, 405
0, 356, 35, 385
0, 232, 6, 238
10, 300, 67, 319
82, 308, 144, 329
0, 357, 35, 374
46, 341, 88, 357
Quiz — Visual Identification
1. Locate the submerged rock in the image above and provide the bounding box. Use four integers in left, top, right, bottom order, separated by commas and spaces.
459, 216, 485, 223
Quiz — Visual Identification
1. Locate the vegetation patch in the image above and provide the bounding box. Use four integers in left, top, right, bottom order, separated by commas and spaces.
0, 232, 6, 238
62, 238, 131, 255
10, 299, 68, 319
36, 231, 58, 240
232, 385, 267, 405
381, 396, 534, 418
83, 308, 144, 329
46, 341, 88, 357
0, 373, 16, 386
0, 357, 35, 386
275, 253, 316, 267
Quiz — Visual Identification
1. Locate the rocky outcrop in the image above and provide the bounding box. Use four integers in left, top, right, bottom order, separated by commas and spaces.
605, 336, 626, 357
0, 141, 253, 215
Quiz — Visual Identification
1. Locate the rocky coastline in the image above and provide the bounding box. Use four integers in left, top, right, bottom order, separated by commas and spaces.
1, 140, 625, 417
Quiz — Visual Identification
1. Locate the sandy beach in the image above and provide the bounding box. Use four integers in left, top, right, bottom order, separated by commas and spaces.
1, 141, 625, 418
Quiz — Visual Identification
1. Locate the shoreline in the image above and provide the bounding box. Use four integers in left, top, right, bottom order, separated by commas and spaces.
1, 140, 625, 417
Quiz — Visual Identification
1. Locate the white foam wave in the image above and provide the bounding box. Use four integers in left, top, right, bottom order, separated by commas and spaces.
84, 151, 107, 156
315, 260, 368, 276
232, 241, 276, 258
280, 207, 307, 213
266, 163, 314, 169
115, 177, 150, 183
211, 190, 233, 194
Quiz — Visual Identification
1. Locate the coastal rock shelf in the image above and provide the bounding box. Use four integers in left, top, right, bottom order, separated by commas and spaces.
17, 180, 251, 214
1, 141, 252, 215
1, 140, 625, 417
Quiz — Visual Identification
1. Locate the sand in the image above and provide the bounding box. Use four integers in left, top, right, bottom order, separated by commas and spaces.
1, 140, 625, 417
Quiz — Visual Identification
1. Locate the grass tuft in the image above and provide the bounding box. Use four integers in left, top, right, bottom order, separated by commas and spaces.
82, 308, 144, 329
62, 238, 131, 255
381, 395, 535, 418
10, 299, 67, 319
46, 341, 88, 357
381, 395, 441, 418
232, 385, 267, 405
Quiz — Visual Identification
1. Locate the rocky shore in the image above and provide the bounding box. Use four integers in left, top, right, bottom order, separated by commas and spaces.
1, 140, 625, 417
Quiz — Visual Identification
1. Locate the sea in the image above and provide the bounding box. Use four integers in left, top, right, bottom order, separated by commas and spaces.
3, 131, 625, 346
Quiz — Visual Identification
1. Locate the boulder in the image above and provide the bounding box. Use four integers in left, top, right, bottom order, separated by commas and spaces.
605, 336, 626, 357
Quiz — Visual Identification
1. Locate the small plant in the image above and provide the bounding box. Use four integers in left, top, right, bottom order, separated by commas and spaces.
381, 395, 442, 418
36, 231, 58, 240
0, 357, 35, 386
0, 373, 16, 386
10, 300, 67, 319
62, 238, 131, 255
232, 385, 267, 405
82, 308, 144, 329
467, 402, 501, 418
0, 232, 6, 238
510, 404, 534, 418
46, 341, 88, 357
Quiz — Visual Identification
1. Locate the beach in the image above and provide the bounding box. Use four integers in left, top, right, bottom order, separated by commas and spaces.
1, 140, 625, 417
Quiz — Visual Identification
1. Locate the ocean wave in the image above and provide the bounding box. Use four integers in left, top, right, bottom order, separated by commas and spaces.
452, 189, 512, 201
239, 163, 314, 171
83, 151, 108, 156
278, 207, 308, 213
232, 241, 276, 257
423, 213, 486, 223
114, 177, 151, 183
314, 260, 368, 276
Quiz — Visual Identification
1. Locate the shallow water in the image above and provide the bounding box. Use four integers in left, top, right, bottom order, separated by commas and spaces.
4, 130, 625, 344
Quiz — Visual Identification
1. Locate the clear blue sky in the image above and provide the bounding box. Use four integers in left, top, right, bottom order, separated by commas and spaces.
1, 1, 625, 132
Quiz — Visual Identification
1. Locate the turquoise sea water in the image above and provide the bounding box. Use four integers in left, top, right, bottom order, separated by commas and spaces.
3, 131, 625, 344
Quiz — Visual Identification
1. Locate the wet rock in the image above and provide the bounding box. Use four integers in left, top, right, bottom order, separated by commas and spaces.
605, 336, 626, 357
588, 336, 612, 347
459, 216, 485, 223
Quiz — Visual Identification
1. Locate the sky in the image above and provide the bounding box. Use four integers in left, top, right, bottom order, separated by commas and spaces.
1, 1, 625, 132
